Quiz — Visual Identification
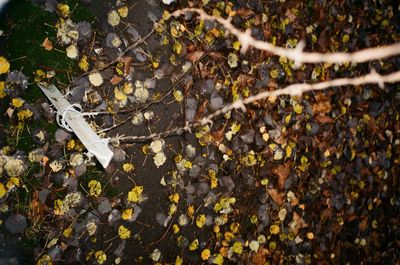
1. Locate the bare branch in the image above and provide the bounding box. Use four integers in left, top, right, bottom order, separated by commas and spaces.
118, 70, 400, 142
171, 8, 400, 65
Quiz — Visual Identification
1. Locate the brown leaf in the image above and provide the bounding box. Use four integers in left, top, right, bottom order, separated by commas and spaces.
263, 23, 272, 39
290, 212, 308, 234
312, 100, 332, 114
42, 37, 53, 51
359, 216, 369, 231
187, 51, 204, 63
212, 122, 228, 146
254, 14, 262, 26
237, 74, 255, 87
315, 114, 335, 123
119, 56, 133, 76
235, 8, 254, 17
195, 99, 208, 122
317, 28, 329, 52
250, 247, 268, 265
110, 75, 122, 85
273, 162, 292, 190
285, 8, 297, 23
267, 188, 284, 206
29, 191, 46, 225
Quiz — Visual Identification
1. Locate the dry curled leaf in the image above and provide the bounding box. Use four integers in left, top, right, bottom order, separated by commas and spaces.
120, 56, 133, 76
273, 162, 292, 190
266, 188, 284, 206
42, 38, 53, 51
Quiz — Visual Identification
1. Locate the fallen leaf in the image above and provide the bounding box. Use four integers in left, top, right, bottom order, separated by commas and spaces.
250, 247, 268, 265
42, 38, 53, 51
0, 56, 10, 74
273, 162, 292, 189
267, 188, 284, 206
187, 51, 204, 63
120, 56, 133, 76
88, 72, 103, 86
195, 99, 208, 122
312, 100, 332, 114
29, 191, 45, 225
315, 114, 335, 123
110, 75, 122, 85
235, 8, 254, 17
359, 216, 368, 232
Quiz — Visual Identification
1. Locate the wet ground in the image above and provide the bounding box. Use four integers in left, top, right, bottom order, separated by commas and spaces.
0, 0, 399, 264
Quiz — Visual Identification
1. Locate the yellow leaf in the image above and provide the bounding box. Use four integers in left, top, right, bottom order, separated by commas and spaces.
230, 222, 240, 234
201, 249, 211, 260
342, 34, 350, 43
162, 10, 171, 20
294, 103, 303, 114
285, 145, 292, 158
183, 160, 192, 169
298, 155, 309, 171
212, 254, 224, 265
233, 41, 241, 51
36, 254, 52, 265
79, 56, 89, 71
270, 68, 279, 79
88, 180, 102, 197
118, 225, 131, 239
121, 208, 133, 220
175, 256, 183, 265
0, 81, 6, 99
172, 224, 180, 234
17, 109, 33, 121
114, 87, 127, 101
12, 98, 24, 108
173, 41, 182, 55
152, 59, 160, 69
0, 183, 6, 198
196, 214, 206, 228
224, 231, 235, 242
285, 113, 292, 124
6, 177, 21, 189
270, 224, 280, 235
173, 90, 184, 102
54, 199, 64, 216
123, 82, 133, 94
94, 251, 107, 265
63, 226, 73, 238
189, 239, 199, 251
127, 186, 143, 203
232, 241, 243, 254
123, 163, 134, 173
169, 193, 180, 204
117, 6, 129, 18
210, 175, 218, 189
67, 139, 75, 150
0, 57, 10, 74
86, 251, 94, 262
57, 3, 70, 17
187, 205, 194, 218
169, 203, 177, 216
231, 122, 241, 134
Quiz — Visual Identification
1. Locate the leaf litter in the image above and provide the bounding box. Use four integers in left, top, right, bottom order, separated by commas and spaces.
0, 0, 399, 264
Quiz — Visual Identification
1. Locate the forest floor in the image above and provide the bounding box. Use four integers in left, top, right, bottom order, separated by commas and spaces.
0, 0, 399, 264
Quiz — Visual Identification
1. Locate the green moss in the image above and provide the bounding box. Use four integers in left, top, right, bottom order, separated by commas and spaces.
1, 0, 93, 151
0, 0, 94, 102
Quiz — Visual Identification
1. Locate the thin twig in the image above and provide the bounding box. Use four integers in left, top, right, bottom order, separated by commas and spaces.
67, 27, 155, 89
171, 8, 400, 65
117, 69, 400, 142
